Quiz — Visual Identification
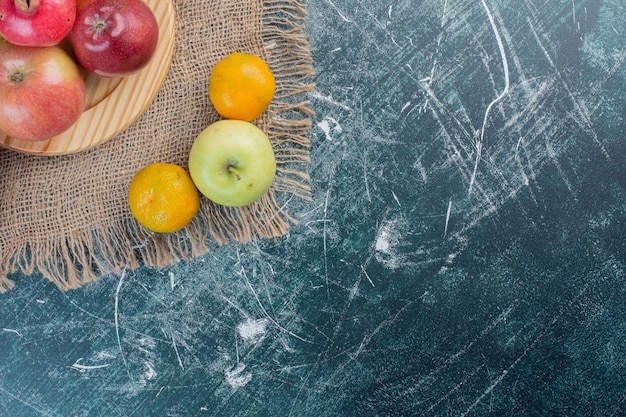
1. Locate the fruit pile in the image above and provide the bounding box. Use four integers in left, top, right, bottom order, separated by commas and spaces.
0, 0, 159, 141
1, 0, 278, 234
129, 52, 277, 233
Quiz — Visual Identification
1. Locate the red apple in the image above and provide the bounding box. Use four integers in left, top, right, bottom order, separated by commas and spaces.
0, 0, 76, 46
68, 0, 159, 78
0, 40, 86, 141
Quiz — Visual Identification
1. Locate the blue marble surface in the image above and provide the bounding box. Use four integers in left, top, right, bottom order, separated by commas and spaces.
1, 0, 625, 415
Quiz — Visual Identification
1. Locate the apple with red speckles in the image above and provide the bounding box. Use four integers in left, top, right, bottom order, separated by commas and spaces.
68, 0, 159, 78
0, 0, 76, 46
0, 39, 86, 141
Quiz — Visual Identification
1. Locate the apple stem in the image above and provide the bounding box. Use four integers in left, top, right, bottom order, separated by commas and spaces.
228, 165, 242, 181
15, 0, 39, 14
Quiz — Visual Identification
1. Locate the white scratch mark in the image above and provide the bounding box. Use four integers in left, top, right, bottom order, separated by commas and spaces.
460, 312, 554, 417
425, 363, 487, 414
363, 153, 372, 202
515, 136, 523, 154
352, 301, 413, 359
237, 250, 310, 343
357, 2, 401, 47
0, 385, 57, 416
361, 265, 375, 287
527, 18, 610, 159
235, 329, 240, 364
444, 200, 453, 237
514, 136, 539, 205
310, 91, 353, 110
450, 304, 515, 364
461, 283, 593, 415
169, 271, 176, 290
423, 0, 449, 94
391, 191, 401, 206
469, 0, 511, 195
326, 0, 352, 22
323, 186, 331, 295
114, 268, 133, 382
171, 332, 184, 371
460, 369, 511, 417
2, 328, 23, 338
220, 295, 252, 319
401, 303, 516, 402
69, 358, 111, 373
546, 142, 575, 194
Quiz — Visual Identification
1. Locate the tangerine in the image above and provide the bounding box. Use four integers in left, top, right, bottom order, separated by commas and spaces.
128, 163, 200, 233
209, 52, 275, 122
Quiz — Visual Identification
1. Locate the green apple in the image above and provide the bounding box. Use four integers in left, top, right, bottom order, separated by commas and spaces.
188, 119, 277, 207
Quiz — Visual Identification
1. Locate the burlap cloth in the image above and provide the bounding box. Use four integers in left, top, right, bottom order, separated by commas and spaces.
0, 0, 314, 292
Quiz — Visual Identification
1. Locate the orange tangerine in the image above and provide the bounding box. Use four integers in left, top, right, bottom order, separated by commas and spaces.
209, 52, 275, 122
128, 163, 200, 233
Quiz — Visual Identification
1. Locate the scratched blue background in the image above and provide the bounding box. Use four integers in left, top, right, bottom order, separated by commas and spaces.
1, 0, 625, 416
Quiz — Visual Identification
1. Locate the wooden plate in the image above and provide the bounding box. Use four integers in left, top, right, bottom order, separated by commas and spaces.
0, 0, 175, 156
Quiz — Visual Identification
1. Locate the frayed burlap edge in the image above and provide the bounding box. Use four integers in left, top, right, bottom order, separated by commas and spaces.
0, 0, 314, 292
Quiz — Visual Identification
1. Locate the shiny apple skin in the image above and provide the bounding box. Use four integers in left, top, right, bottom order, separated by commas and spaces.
0, 42, 86, 141
0, 0, 76, 46
68, 0, 159, 78
188, 120, 277, 207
